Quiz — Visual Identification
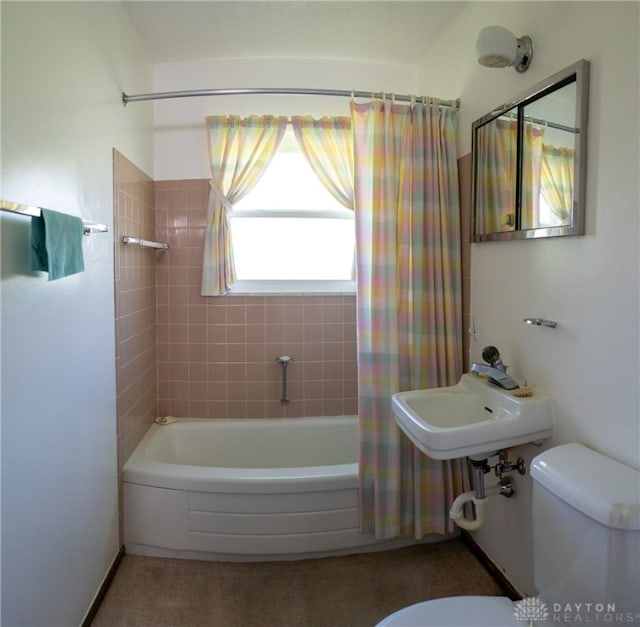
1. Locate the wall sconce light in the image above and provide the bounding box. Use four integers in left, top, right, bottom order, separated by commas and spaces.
476, 26, 533, 73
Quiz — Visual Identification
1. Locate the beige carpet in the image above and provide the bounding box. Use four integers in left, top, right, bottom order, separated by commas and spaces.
92, 539, 504, 627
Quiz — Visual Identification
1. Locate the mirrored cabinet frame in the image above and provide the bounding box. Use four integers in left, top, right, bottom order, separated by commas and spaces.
471, 59, 590, 242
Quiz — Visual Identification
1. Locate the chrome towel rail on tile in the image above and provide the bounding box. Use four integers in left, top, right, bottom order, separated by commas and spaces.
1, 199, 108, 235
122, 236, 169, 250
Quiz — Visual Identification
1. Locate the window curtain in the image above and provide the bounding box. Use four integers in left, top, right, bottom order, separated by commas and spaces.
475, 119, 518, 233
541, 144, 574, 224
520, 124, 545, 229
291, 116, 354, 209
201, 115, 288, 296
351, 97, 467, 539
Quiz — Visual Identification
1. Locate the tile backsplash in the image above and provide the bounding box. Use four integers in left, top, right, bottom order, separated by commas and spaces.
154, 179, 357, 419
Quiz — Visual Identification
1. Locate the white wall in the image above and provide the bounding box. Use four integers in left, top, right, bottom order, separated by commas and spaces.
1, 2, 153, 625
152, 57, 418, 179
418, 1, 640, 594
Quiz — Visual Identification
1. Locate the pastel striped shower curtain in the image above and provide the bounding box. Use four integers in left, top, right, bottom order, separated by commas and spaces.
351, 98, 467, 539
475, 118, 518, 233
475, 119, 545, 231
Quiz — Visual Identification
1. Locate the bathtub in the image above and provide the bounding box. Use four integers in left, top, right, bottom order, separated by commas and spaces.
123, 416, 419, 561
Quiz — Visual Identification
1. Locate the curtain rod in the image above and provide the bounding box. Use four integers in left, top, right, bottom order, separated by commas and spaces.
500, 110, 577, 134
122, 87, 460, 110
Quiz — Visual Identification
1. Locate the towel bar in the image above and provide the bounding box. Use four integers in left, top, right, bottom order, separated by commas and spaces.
523, 317, 558, 329
1, 199, 108, 235
122, 236, 169, 250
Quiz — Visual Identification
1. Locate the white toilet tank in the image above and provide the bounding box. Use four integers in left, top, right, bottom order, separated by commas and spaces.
531, 443, 640, 622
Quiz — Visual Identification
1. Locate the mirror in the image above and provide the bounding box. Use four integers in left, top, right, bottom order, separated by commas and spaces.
472, 59, 590, 241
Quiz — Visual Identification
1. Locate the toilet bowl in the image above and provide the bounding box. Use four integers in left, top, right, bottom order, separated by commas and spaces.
377, 595, 538, 626
376, 443, 640, 627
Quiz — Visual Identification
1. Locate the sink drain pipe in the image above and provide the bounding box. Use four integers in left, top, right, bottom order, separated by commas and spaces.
449, 483, 500, 531
450, 452, 522, 530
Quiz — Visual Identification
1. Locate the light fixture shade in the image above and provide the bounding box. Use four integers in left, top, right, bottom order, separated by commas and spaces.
476, 26, 533, 73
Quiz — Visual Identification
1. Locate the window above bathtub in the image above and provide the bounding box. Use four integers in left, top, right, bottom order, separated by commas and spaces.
230, 128, 356, 295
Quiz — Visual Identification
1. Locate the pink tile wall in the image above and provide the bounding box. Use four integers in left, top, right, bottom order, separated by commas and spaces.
155, 179, 358, 419
113, 151, 158, 467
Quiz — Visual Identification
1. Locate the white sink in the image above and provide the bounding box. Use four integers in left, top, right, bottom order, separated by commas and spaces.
392, 373, 553, 460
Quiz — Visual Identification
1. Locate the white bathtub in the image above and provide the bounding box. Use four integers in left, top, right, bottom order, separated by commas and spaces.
123, 416, 419, 561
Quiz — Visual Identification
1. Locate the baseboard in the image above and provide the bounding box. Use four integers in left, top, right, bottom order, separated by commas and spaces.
82, 545, 125, 626
459, 531, 522, 602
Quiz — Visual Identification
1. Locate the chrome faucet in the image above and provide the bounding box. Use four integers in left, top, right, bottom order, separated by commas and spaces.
470, 346, 519, 390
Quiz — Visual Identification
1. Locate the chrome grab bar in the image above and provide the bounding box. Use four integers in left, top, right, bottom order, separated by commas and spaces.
276, 356, 293, 405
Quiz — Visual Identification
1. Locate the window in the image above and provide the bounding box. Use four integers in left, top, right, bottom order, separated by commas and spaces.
230, 128, 355, 293
537, 194, 565, 228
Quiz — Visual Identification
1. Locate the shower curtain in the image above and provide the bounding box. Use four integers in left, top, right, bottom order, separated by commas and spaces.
351, 98, 467, 539
475, 118, 518, 233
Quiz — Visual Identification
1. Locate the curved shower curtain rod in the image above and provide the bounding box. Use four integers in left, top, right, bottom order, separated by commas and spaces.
121, 87, 461, 110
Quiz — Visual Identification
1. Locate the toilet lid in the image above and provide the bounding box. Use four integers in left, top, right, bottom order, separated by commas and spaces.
376, 596, 520, 627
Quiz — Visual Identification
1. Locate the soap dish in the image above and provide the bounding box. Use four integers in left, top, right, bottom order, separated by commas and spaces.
513, 385, 533, 398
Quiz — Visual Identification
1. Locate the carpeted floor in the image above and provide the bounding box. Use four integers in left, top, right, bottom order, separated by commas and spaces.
91, 539, 504, 627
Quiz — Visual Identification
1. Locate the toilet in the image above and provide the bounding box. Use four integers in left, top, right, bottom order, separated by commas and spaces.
377, 443, 640, 626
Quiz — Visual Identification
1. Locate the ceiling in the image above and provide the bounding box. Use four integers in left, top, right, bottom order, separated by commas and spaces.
124, 1, 467, 65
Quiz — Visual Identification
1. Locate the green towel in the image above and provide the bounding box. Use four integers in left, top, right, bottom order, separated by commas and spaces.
31, 208, 85, 281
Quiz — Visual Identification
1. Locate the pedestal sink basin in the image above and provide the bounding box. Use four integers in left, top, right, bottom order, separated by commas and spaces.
392, 373, 553, 460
